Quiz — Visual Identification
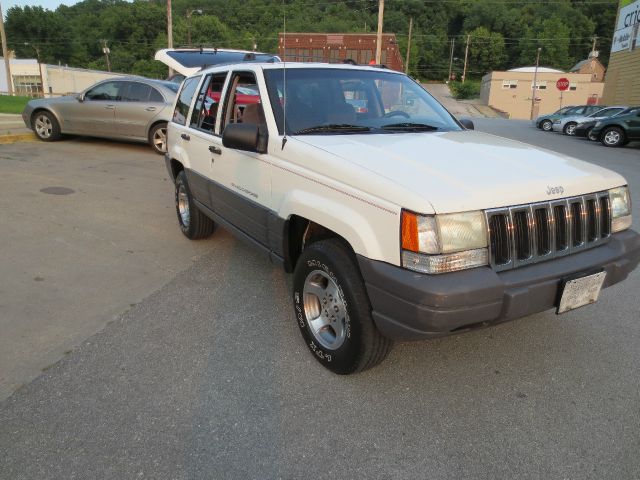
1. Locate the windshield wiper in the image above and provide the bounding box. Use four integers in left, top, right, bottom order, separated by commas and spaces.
294, 124, 371, 135
381, 122, 439, 131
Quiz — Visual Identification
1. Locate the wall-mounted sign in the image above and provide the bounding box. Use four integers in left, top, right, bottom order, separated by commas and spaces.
611, 0, 640, 53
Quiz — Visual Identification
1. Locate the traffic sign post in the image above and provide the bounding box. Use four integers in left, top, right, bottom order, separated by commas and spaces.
556, 77, 569, 109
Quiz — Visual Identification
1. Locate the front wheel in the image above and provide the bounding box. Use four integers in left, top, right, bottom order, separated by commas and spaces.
563, 122, 577, 136
174, 170, 215, 239
149, 122, 167, 155
292, 239, 392, 374
601, 127, 627, 147
540, 120, 552, 131
32, 111, 61, 141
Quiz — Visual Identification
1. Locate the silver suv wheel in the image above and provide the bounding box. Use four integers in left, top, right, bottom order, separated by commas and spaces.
302, 269, 348, 350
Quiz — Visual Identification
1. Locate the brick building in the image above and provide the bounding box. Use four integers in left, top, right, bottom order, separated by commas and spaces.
278, 33, 404, 72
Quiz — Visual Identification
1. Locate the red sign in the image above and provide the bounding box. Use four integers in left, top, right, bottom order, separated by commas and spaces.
556, 78, 570, 91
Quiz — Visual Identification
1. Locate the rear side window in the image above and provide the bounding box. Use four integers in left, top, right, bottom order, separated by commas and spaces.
121, 82, 152, 102
189, 72, 228, 133
172, 76, 201, 126
149, 87, 164, 103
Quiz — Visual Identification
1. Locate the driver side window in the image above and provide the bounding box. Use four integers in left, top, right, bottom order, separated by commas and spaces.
85, 82, 122, 101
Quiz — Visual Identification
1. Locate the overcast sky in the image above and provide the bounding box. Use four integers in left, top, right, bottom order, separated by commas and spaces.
3, 0, 80, 13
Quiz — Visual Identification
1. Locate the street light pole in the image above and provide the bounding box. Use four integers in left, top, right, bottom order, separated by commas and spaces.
462, 34, 470, 83
0, 0, 13, 95
448, 37, 455, 81
530, 47, 541, 120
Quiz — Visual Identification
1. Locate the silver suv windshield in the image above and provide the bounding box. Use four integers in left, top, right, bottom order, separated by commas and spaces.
263, 68, 462, 135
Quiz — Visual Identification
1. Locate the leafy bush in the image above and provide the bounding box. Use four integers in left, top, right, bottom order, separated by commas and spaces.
0, 95, 31, 114
450, 81, 481, 100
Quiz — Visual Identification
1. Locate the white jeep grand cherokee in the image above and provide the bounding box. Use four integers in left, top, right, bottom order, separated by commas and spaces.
165, 63, 640, 374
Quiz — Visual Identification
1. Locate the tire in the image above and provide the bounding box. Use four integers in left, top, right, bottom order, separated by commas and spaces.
601, 127, 627, 148
540, 120, 552, 131
149, 122, 167, 155
174, 170, 215, 239
563, 122, 577, 136
292, 239, 392, 374
32, 110, 61, 142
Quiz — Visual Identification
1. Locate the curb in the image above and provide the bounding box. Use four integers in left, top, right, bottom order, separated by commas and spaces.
0, 132, 36, 144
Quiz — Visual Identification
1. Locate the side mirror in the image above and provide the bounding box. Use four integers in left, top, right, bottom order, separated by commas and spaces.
459, 118, 474, 130
222, 123, 262, 153
76, 93, 84, 102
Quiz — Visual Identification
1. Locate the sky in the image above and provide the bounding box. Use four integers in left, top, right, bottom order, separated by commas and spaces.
3, 0, 80, 13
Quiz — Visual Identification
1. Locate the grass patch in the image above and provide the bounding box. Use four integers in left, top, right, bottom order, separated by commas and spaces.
449, 80, 481, 100
0, 95, 31, 114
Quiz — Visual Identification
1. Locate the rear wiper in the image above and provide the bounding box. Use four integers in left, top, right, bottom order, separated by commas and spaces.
294, 124, 371, 135
381, 122, 439, 131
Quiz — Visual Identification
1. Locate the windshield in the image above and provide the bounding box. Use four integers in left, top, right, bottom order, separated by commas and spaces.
555, 106, 574, 114
264, 68, 462, 135
166, 50, 278, 68
588, 107, 623, 118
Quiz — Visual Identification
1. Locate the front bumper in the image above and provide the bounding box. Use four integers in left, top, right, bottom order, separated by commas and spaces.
358, 229, 640, 340
574, 124, 594, 137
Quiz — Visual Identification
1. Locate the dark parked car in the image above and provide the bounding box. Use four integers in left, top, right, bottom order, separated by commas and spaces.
589, 107, 640, 147
22, 77, 178, 154
574, 106, 633, 139
534, 105, 603, 131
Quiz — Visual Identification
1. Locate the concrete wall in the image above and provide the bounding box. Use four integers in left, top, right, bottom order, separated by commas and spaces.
1, 57, 123, 97
482, 71, 604, 120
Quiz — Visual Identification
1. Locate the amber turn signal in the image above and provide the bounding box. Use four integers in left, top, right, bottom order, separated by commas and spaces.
401, 210, 419, 252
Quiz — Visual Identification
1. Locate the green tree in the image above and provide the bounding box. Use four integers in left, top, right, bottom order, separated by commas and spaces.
467, 27, 506, 75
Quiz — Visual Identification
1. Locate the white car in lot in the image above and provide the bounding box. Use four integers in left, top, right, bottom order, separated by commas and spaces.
165, 62, 640, 374
552, 106, 627, 136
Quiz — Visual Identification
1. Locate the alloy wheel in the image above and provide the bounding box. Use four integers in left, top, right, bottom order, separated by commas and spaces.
302, 269, 348, 350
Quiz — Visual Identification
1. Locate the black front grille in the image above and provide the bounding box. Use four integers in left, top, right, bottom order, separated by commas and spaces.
485, 192, 611, 271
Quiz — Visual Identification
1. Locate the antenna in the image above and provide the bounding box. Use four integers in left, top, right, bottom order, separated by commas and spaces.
281, 0, 288, 150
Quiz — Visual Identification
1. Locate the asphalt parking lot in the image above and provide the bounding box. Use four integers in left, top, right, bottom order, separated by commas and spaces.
1, 124, 639, 479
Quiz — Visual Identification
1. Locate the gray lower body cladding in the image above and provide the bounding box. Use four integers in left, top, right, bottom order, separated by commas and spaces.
358, 229, 640, 340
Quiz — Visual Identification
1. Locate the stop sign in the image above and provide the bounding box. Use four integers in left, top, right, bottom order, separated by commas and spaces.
556, 77, 570, 91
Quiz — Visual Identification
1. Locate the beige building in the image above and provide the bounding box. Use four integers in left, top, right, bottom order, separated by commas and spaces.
602, 0, 640, 104
1, 57, 123, 97
480, 67, 605, 120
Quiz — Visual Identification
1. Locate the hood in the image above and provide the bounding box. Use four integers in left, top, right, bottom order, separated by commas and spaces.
28, 95, 78, 108
294, 130, 626, 214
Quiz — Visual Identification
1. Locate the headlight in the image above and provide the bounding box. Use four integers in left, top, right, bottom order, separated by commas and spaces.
401, 210, 488, 274
609, 186, 632, 232
595, 121, 602, 127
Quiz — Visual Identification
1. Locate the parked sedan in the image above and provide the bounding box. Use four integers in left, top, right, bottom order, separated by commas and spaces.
552, 106, 627, 135
575, 106, 635, 139
534, 105, 602, 131
22, 77, 178, 154
589, 107, 640, 147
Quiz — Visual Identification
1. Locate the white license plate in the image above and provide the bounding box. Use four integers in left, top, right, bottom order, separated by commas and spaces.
557, 271, 607, 314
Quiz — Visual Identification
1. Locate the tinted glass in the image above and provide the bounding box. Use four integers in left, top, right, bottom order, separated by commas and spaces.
149, 87, 164, 103
172, 76, 201, 126
166, 50, 278, 68
161, 82, 180, 93
264, 68, 460, 135
121, 82, 152, 102
85, 81, 122, 101
590, 107, 624, 118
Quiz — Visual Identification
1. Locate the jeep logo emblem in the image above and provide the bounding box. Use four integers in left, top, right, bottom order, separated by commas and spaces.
547, 185, 564, 195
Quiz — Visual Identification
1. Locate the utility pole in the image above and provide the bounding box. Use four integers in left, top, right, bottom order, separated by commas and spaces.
448, 37, 455, 81
404, 17, 412, 74
0, 0, 13, 96
530, 47, 541, 120
462, 34, 470, 83
375, 0, 384, 64
102, 40, 111, 72
167, 0, 173, 76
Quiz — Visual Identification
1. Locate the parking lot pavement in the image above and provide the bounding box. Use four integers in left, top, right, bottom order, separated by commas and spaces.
1, 123, 640, 479
0, 139, 214, 399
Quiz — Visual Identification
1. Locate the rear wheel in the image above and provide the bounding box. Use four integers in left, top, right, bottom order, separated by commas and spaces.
174, 170, 214, 239
149, 122, 167, 155
563, 122, 577, 136
292, 239, 392, 374
601, 127, 627, 147
32, 111, 61, 142
540, 120, 552, 131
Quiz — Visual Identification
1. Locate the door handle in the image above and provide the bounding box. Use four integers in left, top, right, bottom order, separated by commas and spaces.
181, 133, 190, 141
145, 107, 157, 111
209, 145, 222, 155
